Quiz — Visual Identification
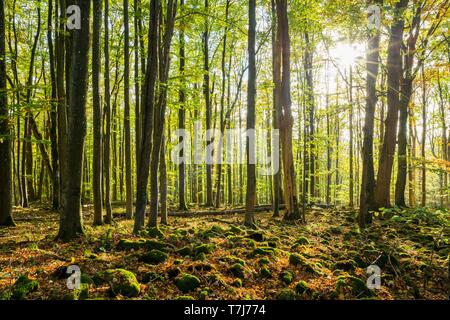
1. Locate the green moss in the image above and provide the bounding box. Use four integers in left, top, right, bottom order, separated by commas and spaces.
295, 236, 310, 245
219, 255, 246, 266
199, 290, 209, 300
280, 271, 293, 284
260, 267, 272, 278
258, 257, 270, 265
276, 288, 296, 300
252, 247, 276, 256
289, 253, 320, 274
175, 273, 201, 293
176, 246, 193, 257
146, 227, 165, 239
229, 225, 244, 234
229, 263, 245, 279
103, 269, 141, 297
193, 243, 215, 256
335, 275, 374, 298
232, 278, 243, 288
73, 283, 90, 300
139, 250, 168, 264
295, 280, 309, 295
176, 295, 195, 300
194, 252, 207, 261
117, 238, 147, 250
333, 260, 356, 271
289, 253, 304, 266
142, 271, 165, 283
12, 275, 39, 300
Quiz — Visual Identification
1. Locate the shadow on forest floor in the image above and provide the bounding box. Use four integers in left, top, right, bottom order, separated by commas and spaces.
0, 205, 448, 300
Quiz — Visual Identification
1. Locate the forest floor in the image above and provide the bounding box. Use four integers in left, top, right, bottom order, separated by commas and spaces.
0, 204, 448, 300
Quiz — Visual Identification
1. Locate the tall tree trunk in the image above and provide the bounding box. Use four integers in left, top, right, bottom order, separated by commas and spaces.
271, 0, 281, 217
421, 64, 426, 206
134, 0, 159, 232
178, 0, 188, 211
245, 0, 257, 227
56, 0, 67, 210
104, 0, 113, 223
359, 0, 381, 228
203, 0, 213, 207
57, 0, 91, 241
47, 0, 59, 210
124, 0, 133, 219
148, 0, 177, 228
214, 0, 230, 208
348, 66, 354, 208
92, 0, 103, 226
0, 0, 14, 226
276, 0, 302, 221
374, 0, 407, 209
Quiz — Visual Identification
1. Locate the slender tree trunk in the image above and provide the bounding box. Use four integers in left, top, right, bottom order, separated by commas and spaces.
348, 66, 354, 208
104, 0, 112, 223
245, 0, 257, 227
0, 0, 14, 226
134, 0, 159, 232
421, 64, 426, 206
123, 0, 133, 219
92, 0, 103, 226
374, 0, 407, 209
178, 0, 187, 211
359, 1, 381, 227
57, 0, 90, 241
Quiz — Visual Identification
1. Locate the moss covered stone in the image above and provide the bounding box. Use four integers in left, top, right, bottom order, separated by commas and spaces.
193, 243, 215, 256
176, 295, 195, 300
139, 249, 168, 265
12, 275, 39, 300
295, 236, 310, 245
229, 225, 244, 234
176, 246, 193, 257
333, 259, 356, 271
194, 252, 207, 261
103, 269, 141, 297
258, 257, 270, 265
252, 247, 276, 256
219, 255, 246, 266
280, 271, 293, 284
276, 288, 296, 300
232, 278, 243, 288
295, 280, 309, 295
146, 227, 165, 239
175, 273, 201, 293
335, 275, 374, 298
229, 263, 245, 279
260, 267, 272, 278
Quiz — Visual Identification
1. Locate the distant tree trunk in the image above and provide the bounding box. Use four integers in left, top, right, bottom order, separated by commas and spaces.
124, 0, 133, 219
245, 0, 257, 227
304, 31, 315, 202
47, 0, 59, 210
359, 0, 381, 228
421, 64, 426, 206
276, 0, 302, 222
57, 0, 91, 241
395, 4, 421, 207
408, 107, 417, 206
56, 0, 67, 210
159, 133, 168, 224
271, 0, 281, 218
134, 0, 141, 173
437, 70, 448, 207
374, 0, 407, 209
0, 0, 14, 226
203, 0, 213, 207
104, 0, 112, 223
178, 0, 187, 211
348, 66, 354, 208
148, 0, 177, 228
93, 0, 103, 226
215, 0, 230, 208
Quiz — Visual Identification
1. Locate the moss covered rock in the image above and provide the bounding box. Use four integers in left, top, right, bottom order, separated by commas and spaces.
176, 246, 193, 257
175, 273, 201, 293
276, 288, 296, 300
12, 275, 39, 300
176, 295, 195, 300
333, 260, 356, 271
252, 247, 276, 256
260, 267, 272, 278
139, 250, 168, 265
258, 257, 270, 265
146, 227, 165, 239
335, 275, 373, 298
280, 271, 293, 284
103, 269, 141, 297
193, 243, 215, 256
229, 263, 246, 279
295, 280, 310, 295
232, 278, 243, 288
295, 236, 310, 245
